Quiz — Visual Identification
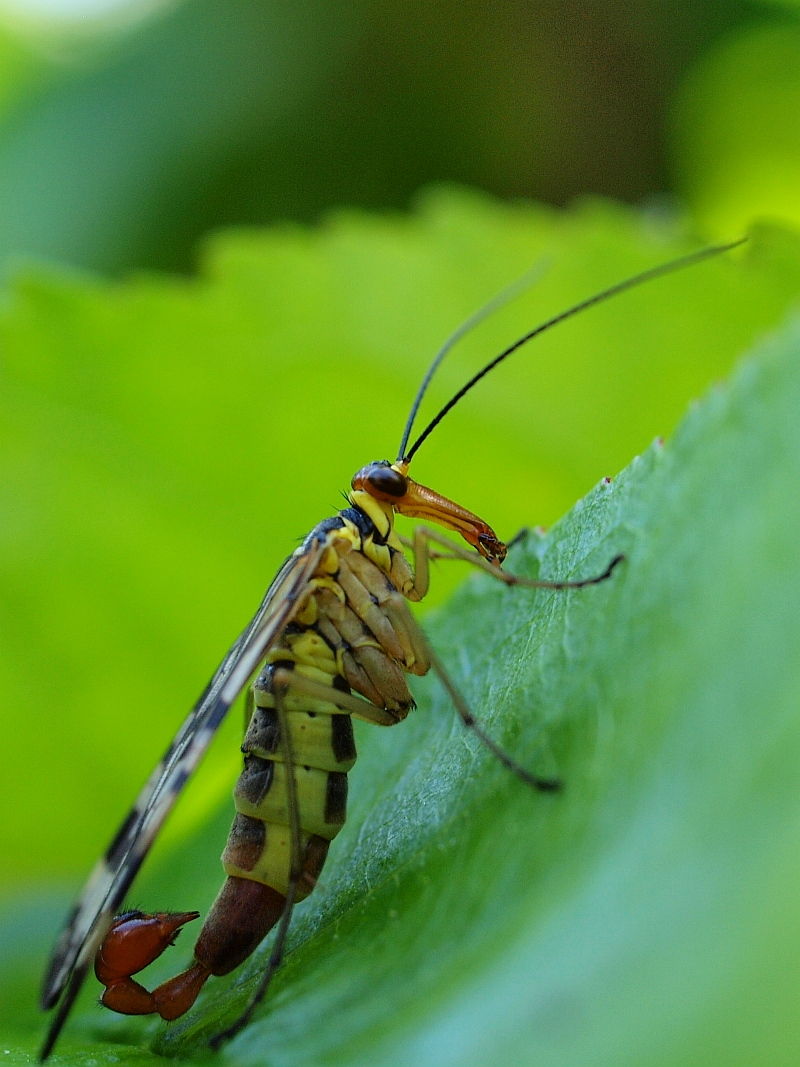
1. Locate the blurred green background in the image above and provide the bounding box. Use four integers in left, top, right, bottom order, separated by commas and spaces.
2, 0, 800, 1063
0, 0, 798, 276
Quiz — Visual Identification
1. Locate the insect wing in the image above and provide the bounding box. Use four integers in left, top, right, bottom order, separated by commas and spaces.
40, 539, 327, 1057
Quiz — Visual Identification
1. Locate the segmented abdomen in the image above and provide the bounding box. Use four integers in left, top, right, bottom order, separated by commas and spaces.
194, 535, 417, 978
222, 631, 358, 903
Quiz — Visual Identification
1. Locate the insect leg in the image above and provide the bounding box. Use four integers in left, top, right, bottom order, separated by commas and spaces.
408, 525, 624, 599
505, 527, 531, 551
260, 669, 408, 726
396, 531, 461, 564
382, 593, 560, 792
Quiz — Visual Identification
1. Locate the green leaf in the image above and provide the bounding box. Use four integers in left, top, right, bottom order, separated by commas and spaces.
151, 311, 800, 1066
671, 21, 800, 233
2, 193, 799, 1063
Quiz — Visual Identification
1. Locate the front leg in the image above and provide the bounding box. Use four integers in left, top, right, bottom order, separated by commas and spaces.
381, 593, 559, 793
407, 524, 624, 600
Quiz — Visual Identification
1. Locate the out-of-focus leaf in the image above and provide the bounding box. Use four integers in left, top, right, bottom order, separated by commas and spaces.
0, 0, 767, 276
0, 22, 42, 114
672, 21, 800, 233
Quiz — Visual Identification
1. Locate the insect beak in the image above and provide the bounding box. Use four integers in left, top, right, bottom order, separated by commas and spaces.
393, 474, 507, 564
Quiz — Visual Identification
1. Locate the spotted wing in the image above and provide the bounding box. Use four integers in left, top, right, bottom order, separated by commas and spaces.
39, 538, 327, 1059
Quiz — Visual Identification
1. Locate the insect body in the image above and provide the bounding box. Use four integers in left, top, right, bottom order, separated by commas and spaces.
40, 240, 743, 1059
90, 462, 549, 1032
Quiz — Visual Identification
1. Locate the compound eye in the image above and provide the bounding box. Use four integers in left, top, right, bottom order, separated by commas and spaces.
367, 464, 407, 498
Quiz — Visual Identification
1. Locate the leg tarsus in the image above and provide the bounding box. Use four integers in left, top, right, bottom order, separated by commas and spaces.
504, 552, 626, 591
506, 527, 530, 550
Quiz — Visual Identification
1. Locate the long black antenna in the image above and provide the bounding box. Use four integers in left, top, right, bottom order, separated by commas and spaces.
395, 260, 549, 462
402, 238, 747, 464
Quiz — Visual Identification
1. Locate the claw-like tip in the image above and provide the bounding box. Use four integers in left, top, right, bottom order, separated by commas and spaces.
95, 910, 200, 985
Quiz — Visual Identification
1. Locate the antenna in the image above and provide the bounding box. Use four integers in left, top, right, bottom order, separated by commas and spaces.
395, 260, 549, 462
402, 238, 747, 464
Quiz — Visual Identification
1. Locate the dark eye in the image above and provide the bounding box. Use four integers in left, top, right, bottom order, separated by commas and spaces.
367, 464, 407, 498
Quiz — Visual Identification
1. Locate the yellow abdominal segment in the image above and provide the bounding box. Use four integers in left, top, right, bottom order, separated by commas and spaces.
220, 519, 416, 903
